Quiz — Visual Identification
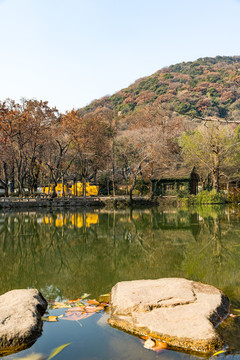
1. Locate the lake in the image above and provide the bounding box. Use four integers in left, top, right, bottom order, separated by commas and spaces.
1, 205, 240, 360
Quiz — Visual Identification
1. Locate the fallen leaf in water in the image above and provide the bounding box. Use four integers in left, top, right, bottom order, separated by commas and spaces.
63, 313, 85, 321
85, 306, 98, 313
212, 350, 226, 356
142, 338, 167, 352
152, 340, 167, 352
86, 299, 100, 305
46, 294, 107, 324
46, 343, 71, 360
52, 302, 71, 309
66, 298, 81, 303
63, 312, 94, 321
83, 305, 104, 313
66, 306, 85, 312
94, 305, 105, 312
48, 316, 58, 322
70, 301, 85, 307
81, 293, 91, 300
42, 316, 58, 322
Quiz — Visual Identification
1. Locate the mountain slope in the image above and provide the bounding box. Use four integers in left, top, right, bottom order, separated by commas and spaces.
79, 56, 240, 122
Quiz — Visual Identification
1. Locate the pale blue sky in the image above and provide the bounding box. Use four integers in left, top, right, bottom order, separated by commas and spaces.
0, 0, 240, 112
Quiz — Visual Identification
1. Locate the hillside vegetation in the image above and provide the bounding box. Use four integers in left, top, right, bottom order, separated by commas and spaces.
80, 56, 240, 123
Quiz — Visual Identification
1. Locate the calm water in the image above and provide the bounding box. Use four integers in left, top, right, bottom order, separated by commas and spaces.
1, 206, 240, 360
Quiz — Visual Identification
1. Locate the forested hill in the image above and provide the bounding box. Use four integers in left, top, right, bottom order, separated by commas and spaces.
79, 56, 240, 122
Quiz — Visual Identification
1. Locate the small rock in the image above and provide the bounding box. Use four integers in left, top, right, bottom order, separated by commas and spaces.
144, 338, 155, 349
0, 289, 48, 354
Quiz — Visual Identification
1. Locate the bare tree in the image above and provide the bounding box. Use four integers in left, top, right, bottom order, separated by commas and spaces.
179, 124, 240, 191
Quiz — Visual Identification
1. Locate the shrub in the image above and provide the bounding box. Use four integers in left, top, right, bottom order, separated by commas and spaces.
174, 102, 192, 114
196, 190, 226, 204
180, 194, 195, 206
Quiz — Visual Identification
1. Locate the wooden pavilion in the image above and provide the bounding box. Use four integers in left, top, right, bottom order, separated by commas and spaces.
151, 166, 199, 196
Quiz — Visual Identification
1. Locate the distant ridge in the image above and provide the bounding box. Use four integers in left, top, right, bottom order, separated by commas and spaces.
78, 56, 240, 123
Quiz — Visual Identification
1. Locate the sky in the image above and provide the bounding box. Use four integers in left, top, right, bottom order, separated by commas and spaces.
0, 0, 240, 113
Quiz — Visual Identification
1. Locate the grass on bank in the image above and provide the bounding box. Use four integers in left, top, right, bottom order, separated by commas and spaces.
180, 189, 240, 205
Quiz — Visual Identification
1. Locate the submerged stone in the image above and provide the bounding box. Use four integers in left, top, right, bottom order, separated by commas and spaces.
144, 338, 155, 349
109, 278, 230, 354
0, 289, 47, 355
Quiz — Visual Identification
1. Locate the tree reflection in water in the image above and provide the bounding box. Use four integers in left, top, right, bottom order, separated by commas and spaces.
0, 206, 240, 306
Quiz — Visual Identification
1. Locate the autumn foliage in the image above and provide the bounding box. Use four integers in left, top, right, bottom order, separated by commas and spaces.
1, 56, 240, 196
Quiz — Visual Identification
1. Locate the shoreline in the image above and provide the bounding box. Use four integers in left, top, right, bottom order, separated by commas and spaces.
0, 195, 234, 212
0, 196, 159, 211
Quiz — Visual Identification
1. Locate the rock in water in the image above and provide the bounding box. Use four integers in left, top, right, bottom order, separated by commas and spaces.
109, 278, 230, 354
144, 338, 155, 349
0, 289, 48, 354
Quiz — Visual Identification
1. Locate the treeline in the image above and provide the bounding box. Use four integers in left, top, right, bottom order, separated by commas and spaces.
0, 98, 192, 198
0, 99, 116, 197
1, 97, 240, 198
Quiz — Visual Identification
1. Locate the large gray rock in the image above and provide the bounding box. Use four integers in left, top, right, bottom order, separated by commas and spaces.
109, 278, 230, 354
0, 289, 47, 354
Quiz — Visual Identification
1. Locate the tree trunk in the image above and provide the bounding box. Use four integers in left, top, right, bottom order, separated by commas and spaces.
3, 162, 8, 197
17, 172, 24, 196
73, 177, 76, 196
48, 175, 51, 197
212, 152, 220, 192
129, 175, 137, 203
213, 217, 221, 257
93, 169, 97, 183
61, 174, 65, 197
52, 180, 57, 198
107, 178, 110, 196
212, 167, 220, 192
16, 149, 24, 196
32, 159, 40, 194
83, 177, 86, 198
211, 150, 220, 192
111, 139, 116, 197
10, 164, 14, 194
